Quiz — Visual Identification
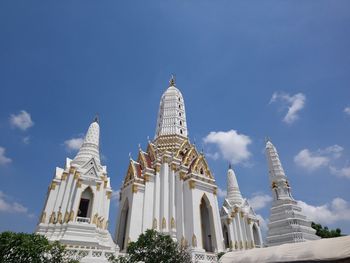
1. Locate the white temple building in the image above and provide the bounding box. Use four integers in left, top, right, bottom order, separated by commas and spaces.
36, 118, 118, 262
220, 165, 262, 251
265, 139, 320, 246
115, 77, 224, 262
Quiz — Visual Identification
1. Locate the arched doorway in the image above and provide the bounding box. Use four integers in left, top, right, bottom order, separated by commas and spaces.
223, 224, 229, 249
78, 187, 93, 220
200, 196, 215, 252
117, 199, 129, 250
252, 224, 261, 248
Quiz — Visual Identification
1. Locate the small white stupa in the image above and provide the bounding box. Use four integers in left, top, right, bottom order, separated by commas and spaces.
220, 164, 263, 251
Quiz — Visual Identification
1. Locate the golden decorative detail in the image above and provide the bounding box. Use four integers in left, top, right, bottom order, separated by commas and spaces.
272, 181, 277, 189
191, 154, 213, 178
181, 236, 187, 247
240, 241, 243, 249
144, 174, 150, 182
69, 211, 74, 221
49, 212, 56, 224
162, 156, 169, 163
251, 240, 254, 248
229, 240, 233, 249
99, 218, 104, 229
106, 191, 112, 199
57, 211, 63, 224
231, 212, 236, 218
64, 212, 69, 223
234, 207, 239, 213
74, 171, 80, 180
93, 213, 98, 224
189, 180, 195, 189
132, 184, 138, 193
179, 171, 186, 180
171, 217, 175, 229
69, 167, 76, 174
50, 182, 57, 191
226, 218, 232, 225
240, 211, 244, 218
152, 218, 157, 229
192, 234, 197, 247
104, 180, 108, 188
213, 188, 217, 195
235, 241, 238, 250
162, 217, 166, 229
40, 212, 46, 223
127, 237, 131, 245
96, 183, 101, 191
61, 172, 68, 181
155, 164, 161, 173
247, 218, 252, 224
171, 163, 177, 171
77, 179, 82, 188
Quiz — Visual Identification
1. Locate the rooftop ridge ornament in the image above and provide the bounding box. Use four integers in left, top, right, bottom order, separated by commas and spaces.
169, 74, 176, 86
93, 114, 99, 124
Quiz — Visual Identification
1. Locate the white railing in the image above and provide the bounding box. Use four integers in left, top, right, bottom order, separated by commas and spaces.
66, 248, 116, 261
192, 252, 217, 263
76, 217, 90, 223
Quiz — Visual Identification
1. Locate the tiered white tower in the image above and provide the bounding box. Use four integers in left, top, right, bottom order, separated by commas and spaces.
36, 118, 118, 262
220, 165, 262, 251
265, 139, 319, 246
115, 77, 224, 262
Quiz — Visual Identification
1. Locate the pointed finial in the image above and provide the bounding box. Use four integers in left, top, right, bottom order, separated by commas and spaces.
138, 143, 142, 151
147, 135, 150, 142
129, 152, 132, 160
169, 74, 176, 86
265, 136, 271, 143
93, 114, 99, 123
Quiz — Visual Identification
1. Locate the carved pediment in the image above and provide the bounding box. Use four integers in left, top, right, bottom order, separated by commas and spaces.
81, 158, 101, 177
183, 146, 199, 166
146, 143, 156, 162
123, 161, 137, 186
190, 154, 213, 178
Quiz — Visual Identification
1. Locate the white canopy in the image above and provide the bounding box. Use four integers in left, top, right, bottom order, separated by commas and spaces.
219, 235, 350, 263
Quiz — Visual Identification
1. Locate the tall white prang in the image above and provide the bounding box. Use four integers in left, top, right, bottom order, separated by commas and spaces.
265, 139, 319, 247
36, 118, 118, 262
115, 77, 224, 260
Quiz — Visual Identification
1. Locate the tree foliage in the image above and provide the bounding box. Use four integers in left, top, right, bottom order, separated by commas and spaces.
109, 229, 191, 263
311, 222, 342, 238
0, 231, 79, 263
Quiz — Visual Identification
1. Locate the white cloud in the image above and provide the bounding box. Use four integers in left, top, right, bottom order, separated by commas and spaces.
294, 145, 343, 171
0, 147, 12, 165
297, 197, 350, 225
205, 152, 220, 160
217, 187, 227, 199
64, 137, 84, 152
203, 130, 252, 165
270, 92, 306, 124
10, 110, 34, 131
344, 107, 350, 116
0, 191, 32, 217
22, 136, 30, 144
330, 166, 350, 179
248, 193, 273, 211
111, 190, 120, 207
294, 149, 329, 171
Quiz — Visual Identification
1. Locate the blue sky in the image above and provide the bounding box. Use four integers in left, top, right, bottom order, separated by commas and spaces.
0, 0, 349, 238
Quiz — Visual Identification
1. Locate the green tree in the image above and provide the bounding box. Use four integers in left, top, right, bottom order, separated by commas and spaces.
311, 222, 342, 238
109, 229, 191, 263
0, 231, 79, 263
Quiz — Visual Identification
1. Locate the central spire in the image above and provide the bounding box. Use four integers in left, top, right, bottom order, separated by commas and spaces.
226, 165, 243, 205
155, 76, 188, 138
